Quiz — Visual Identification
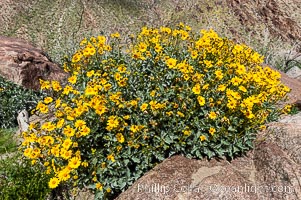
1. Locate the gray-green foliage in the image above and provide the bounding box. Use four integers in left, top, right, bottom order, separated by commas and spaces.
0, 76, 45, 129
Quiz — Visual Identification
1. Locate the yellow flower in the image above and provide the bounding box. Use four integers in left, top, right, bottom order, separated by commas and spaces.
61, 149, 72, 160
62, 85, 73, 95
111, 32, 120, 38
118, 78, 128, 87
202, 84, 209, 90
81, 161, 89, 167
177, 111, 185, 117
23, 148, 32, 158
55, 110, 64, 118
40, 80, 51, 90
197, 96, 206, 106
217, 84, 226, 92
204, 60, 213, 68
166, 111, 173, 116
282, 105, 291, 114
62, 138, 73, 149
138, 42, 148, 52
130, 125, 140, 133
166, 58, 177, 69
209, 127, 216, 135
75, 120, 86, 128
149, 100, 157, 110
236, 64, 246, 75
239, 86, 247, 93
85, 86, 97, 96
68, 75, 77, 84
36, 102, 49, 114
227, 99, 237, 109
259, 125, 266, 130
231, 76, 243, 86
208, 111, 217, 119
107, 154, 115, 162
97, 35, 106, 45
42, 162, 49, 167
116, 133, 125, 143
154, 44, 162, 53
96, 182, 103, 190
41, 122, 56, 131
80, 38, 87, 46
56, 119, 65, 129
63, 125, 75, 137
106, 116, 119, 131
117, 65, 127, 73
79, 125, 90, 137
191, 50, 198, 59
44, 97, 53, 104
104, 83, 112, 91
182, 129, 191, 136
28, 123, 36, 131
215, 70, 223, 80
87, 70, 95, 77
49, 177, 60, 189
192, 84, 201, 95
244, 109, 255, 119
68, 157, 81, 169
140, 103, 148, 111
55, 99, 61, 108
150, 90, 156, 97
104, 45, 112, 51
129, 100, 138, 107
58, 168, 71, 181
72, 53, 82, 63
200, 135, 206, 141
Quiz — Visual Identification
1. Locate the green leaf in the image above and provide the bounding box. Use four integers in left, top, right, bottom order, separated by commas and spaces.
228, 126, 236, 132
131, 157, 140, 163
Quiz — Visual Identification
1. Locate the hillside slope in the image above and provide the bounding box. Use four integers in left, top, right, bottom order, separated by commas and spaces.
0, 0, 300, 67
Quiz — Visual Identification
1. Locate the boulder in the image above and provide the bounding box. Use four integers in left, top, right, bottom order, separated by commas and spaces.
275, 67, 301, 105
0, 36, 67, 90
116, 113, 301, 200
286, 66, 301, 81
226, 0, 301, 41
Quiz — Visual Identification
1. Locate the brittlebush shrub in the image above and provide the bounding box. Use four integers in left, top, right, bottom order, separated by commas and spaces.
20, 24, 290, 199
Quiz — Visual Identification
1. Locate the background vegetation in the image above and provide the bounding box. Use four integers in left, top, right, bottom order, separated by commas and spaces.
0, 0, 300, 69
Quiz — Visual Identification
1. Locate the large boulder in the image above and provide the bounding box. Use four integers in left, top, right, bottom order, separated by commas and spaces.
277, 67, 301, 105
286, 66, 301, 82
0, 36, 67, 90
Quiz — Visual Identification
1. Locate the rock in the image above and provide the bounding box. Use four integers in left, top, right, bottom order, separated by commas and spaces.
0, 36, 67, 90
293, 100, 301, 111
116, 113, 301, 200
273, 67, 301, 105
115, 154, 259, 200
226, 0, 301, 41
17, 109, 29, 133
286, 66, 301, 81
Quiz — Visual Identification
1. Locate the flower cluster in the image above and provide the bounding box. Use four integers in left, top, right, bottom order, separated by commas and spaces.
21, 23, 290, 199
